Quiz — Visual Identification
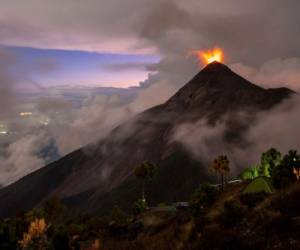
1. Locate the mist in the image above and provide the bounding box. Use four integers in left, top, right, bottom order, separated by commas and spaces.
170, 95, 300, 176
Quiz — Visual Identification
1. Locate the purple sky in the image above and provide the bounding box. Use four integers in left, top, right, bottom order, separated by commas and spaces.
4, 46, 159, 88
1, 0, 300, 89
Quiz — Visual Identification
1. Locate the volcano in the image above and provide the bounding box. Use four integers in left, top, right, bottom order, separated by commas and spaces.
0, 62, 294, 217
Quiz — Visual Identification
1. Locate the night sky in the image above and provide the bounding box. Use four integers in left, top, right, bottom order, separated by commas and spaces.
4, 46, 159, 87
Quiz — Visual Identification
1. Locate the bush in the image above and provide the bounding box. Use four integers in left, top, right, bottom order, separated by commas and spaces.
157, 202, 168, 207
240, 192, 268, 209
132, 199, 147, 216
109, 206, 128, 226
271, 150, 299, 189
271, 164, 297, 189
189, 182, 219, 216
219, 199, 247, 227
67, 223, 84, 236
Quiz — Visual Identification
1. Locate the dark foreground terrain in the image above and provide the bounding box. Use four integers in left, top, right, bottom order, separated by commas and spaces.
1, 181, 299, 250
2, 145, 300, 249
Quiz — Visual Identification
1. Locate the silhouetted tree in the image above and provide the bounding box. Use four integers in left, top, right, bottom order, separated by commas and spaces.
260, 148, 282, 177
132, 199, 148, 216
271, 150, 299, 188
134, 161, 156, 203
239, 165, 259, 180
210, 155, 230, 191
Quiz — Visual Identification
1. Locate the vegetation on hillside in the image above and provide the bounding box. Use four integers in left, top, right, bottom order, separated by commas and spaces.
0, 148, 299, 249
210, 155, 230, 191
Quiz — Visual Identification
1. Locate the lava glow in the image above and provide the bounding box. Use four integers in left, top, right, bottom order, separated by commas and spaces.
191, 48, 224, 65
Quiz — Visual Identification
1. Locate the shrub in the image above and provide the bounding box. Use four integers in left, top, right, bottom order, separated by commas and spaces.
271, 150, 299, 189
109, 206, 128, 226
189, 182, 219, 216
239, 165, 259, 180
132, 199, 147, 216
18, 218, 50, 249
271, 164, 297, 189
157, 202, 168, 207
67, 223, 84, 236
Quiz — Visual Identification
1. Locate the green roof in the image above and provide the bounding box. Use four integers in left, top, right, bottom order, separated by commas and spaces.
242, 176, 273, 194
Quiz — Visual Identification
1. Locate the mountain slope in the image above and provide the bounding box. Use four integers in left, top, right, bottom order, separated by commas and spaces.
0, 62, 294, 217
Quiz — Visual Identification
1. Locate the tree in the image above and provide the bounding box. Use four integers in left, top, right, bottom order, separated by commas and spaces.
271, 150, 299, 189
260, 148, 282, 177
239, 165, 259, 180
18, 218, 49, 249
210, 155, 230, 191
134, 161, 156, 203
132, 199, 147, 216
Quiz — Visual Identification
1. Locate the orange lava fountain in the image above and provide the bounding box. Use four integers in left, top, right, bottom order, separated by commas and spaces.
190, 47, 224, 65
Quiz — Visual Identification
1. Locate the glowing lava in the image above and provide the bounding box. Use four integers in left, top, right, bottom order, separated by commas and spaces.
190, 47, 224, 65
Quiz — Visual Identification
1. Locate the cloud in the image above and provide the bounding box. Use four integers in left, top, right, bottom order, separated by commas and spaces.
0, 47, 63, 185
48, 80, 177, 155
244, 96, 300, 157
170, 96, 300, 176
0, 48, 18, 117
231, 58, 300, 91
0, 0, 299, 62
0, 131, 50, 186
37, 97, 72, 113
103, 62, 152, 72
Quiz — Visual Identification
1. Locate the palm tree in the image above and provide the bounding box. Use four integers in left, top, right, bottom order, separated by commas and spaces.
134, 161, 156, 203
210, 155, 230, 191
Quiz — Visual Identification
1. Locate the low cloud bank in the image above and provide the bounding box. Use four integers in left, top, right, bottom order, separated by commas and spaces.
170, 96, 300, 175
